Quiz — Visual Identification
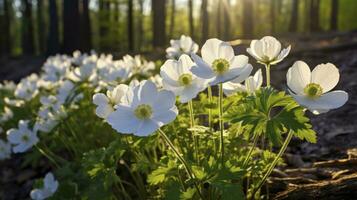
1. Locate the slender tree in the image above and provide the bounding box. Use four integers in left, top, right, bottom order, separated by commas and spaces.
270, 0, 276, 34
138, 0, 144, 50
309, 0, 320, 32
242, 0, 254, 38
21, 0, 35, 55
330, 0, 339, 31
80, 0, 92, 52
99, 0, 111, 51
289, 0, 299, 32
37, 0, 45, 54
216, 0, 222, 38
3, 0, 11, 56
127, 0, 134, 51
223, 0, 231, 40
188, 0, 194, 38
201, 0, 209, 44
63, 0, 80, 53
152, 0, 166, 47
47, 0, 60, 55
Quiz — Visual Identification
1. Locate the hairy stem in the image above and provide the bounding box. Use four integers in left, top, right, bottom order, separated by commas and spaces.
219, 83, 224, 167
158, 129, 204, 199
188, 100, 199, 164
243, 132, 259, 168
208, 86, 213, 130
265, 63, 271, 87
251, 131, 293, 199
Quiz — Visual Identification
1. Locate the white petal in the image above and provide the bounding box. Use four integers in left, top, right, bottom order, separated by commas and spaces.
287, 61, 311, 94
95, 104, 113, 119
152, 90, 176, 112
110, 84, 129, 104
261, 36, 281, 60
201, 38, 222, 64
179, 85, 201, 103
107, 105, 140, 134
230, 55, 249, 69
136, 120, 159, 136
160, 59, 180, 85
223, 82, 246, 96
271, 45, 291, 65
7, 129, 22, 144
230, 64, 253, 83
93, 93, 109, 106
152, 108, 178, 126
30, 189, 45, 200
209, 67, 244, 85
178, 54, 195, 72
137, 81, 158, 104
218, 42, 235, 61
311, 63, 340, 93
190, 54, 215, 79
253, 69, 263, 88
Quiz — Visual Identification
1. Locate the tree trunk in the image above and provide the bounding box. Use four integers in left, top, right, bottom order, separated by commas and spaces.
63, 0, 80, 54
201, 0, 208, 44
223, 0, 231, 40
330, 0, 338, 31
128, 0, 134, 51
289, 0, 299, 32
47, 0, 60, 55
138, 0, 144, 50
169, 0, 175, 39
3, 0, 11, 56
242, 0, 253, 38
188, 0, 194, 39
21, 0, 35, 55
152, 0, 166, 48
37, 0, 45, 54
99, 0, 111, 51
80, 0, 92, 52
270, 0, 276, 34
216, 0, 222, 38
310, 0, 320, 32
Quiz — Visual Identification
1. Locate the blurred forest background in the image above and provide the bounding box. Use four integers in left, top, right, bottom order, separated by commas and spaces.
0, 0, 357, 57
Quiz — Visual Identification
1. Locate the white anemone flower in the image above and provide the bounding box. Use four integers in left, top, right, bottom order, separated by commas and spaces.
14, 74, 39, 100
0, 106, 14, 123
166, 35, 199, 59
287, 61, 348, 114
107, 80, 178, 136
190, 38, 251, 85
93, 84, 129, 119
160, 54, 207, 103
149, 74, 163, 88
0, 139, 11, 160
7, 120, 39, 153
223, 69, 262, 96
30, 172, 59, 200
247, 36, 291, 65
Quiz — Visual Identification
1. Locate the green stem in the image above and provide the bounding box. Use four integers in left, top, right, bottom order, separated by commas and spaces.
158, 129, 204, 199
188, 100, 199, 164
35, 145, 60, 168
219, 83, 225, 167
242, 132, 259, 168
265, 63, 271, 87
251, 131, 293, 199
207, 86, 213, 130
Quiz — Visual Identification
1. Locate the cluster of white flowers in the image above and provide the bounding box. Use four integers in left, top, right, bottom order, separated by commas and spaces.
30, 172, 59, 200
166, 35, 199, 59
7, 120, 39, 153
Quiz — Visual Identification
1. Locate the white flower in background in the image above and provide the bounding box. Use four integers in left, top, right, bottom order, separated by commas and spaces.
191, 38, 252, 85
166, 35, 199, 59
223, 68, 262, 96
107, 80, 178, 136
160, 54, 207, 103
7, 120, 39, 153
93, 84, 129, 119
14, 74, 39, 100
122, 55, 155, 75
68, 57, 96, 82
30, 172, 59, 200
4, 97, 25, 107
247, 36, 291, 65
287, 61, 348, 114
149, 74, 163, 88
0, 80, 16, 91
129, 79, 140, 88
56, 80, 76, 104
0, 106, 14, 123
0, 139, 11, 160
42, 56, 71, 82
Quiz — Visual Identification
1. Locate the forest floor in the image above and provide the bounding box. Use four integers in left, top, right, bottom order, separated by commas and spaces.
1, 31, 357, 199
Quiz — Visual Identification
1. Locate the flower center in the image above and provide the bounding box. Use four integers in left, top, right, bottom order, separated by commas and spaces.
178, 73, 192, 86
304, 83, 323, 98
134, 104, 153, 120
21, 134, 30, 142
212, 59, 230, 75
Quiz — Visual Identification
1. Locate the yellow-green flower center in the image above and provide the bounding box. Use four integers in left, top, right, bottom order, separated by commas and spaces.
304, 83, 323, 98
178, 73, 192, 86
22, 134, 30, 142
134, 104, 153, 120
212, 59, 230, 75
